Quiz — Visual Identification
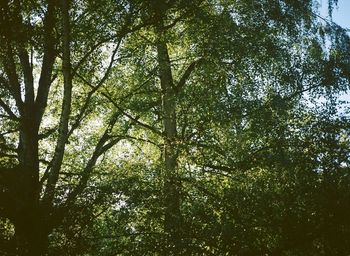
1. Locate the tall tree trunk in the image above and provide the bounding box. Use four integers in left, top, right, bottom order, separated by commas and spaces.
14, 114, 48, 255
156, 24, 182, 254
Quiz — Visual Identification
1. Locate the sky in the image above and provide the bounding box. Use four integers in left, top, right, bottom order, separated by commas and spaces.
332, 0, 350, 103
319, 0, 350, 29
318, 0, 350, 105
332, 0, 350, 29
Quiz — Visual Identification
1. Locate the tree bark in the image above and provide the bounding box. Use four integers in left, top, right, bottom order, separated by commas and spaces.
155, 20, 182, 254
10, 119, 49, 255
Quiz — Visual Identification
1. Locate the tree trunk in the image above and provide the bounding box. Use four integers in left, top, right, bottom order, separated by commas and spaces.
156, 25, 182, 254
14, 209, 48, 255
13, 113, 49, 255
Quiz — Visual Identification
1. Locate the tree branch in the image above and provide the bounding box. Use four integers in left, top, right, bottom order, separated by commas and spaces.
102, 91, 162, 136
18, 49, 34, 105
0, 98, 18, 120
35, 0, 57, 126
68, 41, 121, 139
42, 0, 72, 206
2, 46, 24, 116
64, 112, 123, 205
13, 0, 35, 106
175, 58, 204, 93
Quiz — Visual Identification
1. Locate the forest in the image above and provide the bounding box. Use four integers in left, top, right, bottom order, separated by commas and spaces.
0, 0, 350, 255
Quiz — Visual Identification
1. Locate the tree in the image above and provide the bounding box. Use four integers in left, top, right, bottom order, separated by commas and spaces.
1, 0, 350, 255
91, 0, 350, 254
0, 0, 147, 254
